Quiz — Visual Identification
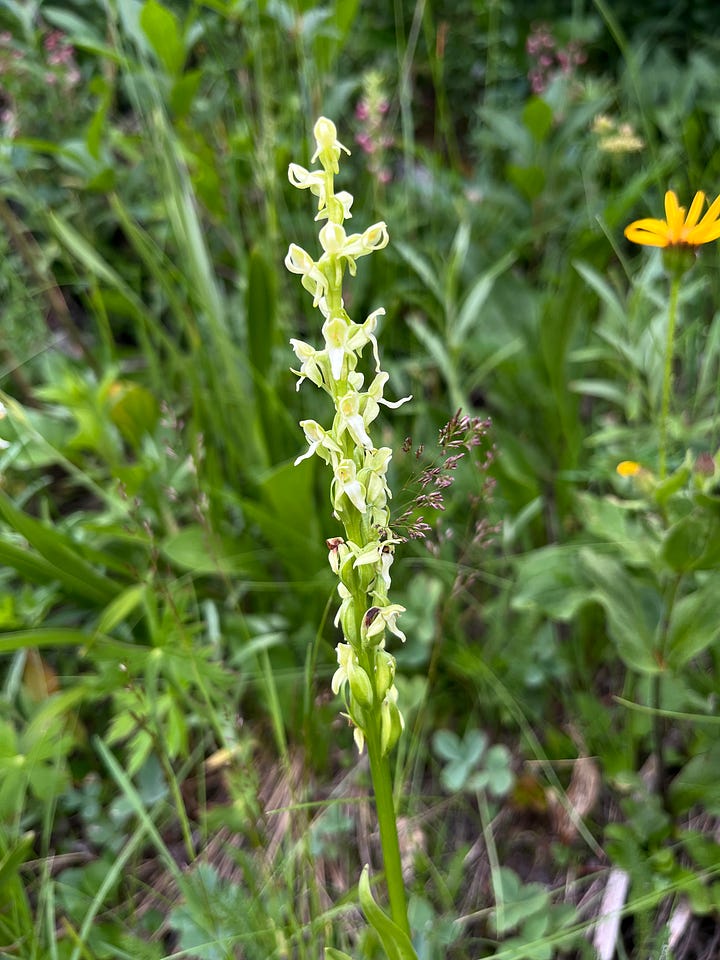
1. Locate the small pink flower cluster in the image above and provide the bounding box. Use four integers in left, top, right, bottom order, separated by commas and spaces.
354, 72, 394, 185
0, 27, 81, 138
526, 22, 586, 95
43, 29, 81, 87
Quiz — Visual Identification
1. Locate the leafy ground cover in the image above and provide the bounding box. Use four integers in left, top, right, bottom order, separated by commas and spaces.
1, 1, 720, 958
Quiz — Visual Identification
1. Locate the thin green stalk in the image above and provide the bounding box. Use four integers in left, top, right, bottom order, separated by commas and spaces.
352, 591, 409, 935
659, 274, 681, 479
365, 719, 411, 936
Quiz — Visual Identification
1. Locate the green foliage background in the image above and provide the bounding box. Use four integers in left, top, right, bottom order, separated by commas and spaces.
1, 0, 720, 957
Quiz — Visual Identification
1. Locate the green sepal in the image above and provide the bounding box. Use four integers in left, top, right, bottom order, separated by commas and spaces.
358, 865, 418, 960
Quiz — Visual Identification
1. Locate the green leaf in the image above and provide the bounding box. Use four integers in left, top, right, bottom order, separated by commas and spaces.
507, 163, 545, 200
654, 463, 692, 507
170, 69, 203, 118
569, 378, 629, 405
573, 260, 625, 321
580, 549, 662, 674
394, 242, 443, 304
492, 867, 548, 935
139, 0, 185, 75
666, 576, 720, 669
662, 512, 720, 571
0, 831, 34, 894
452, 251, 516, 347
250, 457, 324, 580
0, 629, 92, 654
160, 525, 257, 576
358, 866, 418, 960
109, 383, 160, 450
670, 742, 720, 815
0, 491, 119, 605
0, 538, 60, 587
85, 77, 112, 161
325, 951, 354, 960
432, 729, 462, 762
246, 245, 277, 380
512, 545, 592, 621
522, 97, 553, 143
96, 584, 147, 635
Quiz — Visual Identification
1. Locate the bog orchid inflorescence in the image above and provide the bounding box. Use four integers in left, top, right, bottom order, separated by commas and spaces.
286, 117, 410, 755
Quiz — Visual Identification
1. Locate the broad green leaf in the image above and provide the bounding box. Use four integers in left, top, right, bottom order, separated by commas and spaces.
654, 463, 692, 507
662, 512, 720, 571
512, 545, 592, 621
160, 525, 257, 576
139, 0, 185, 75
666, 577, 720, 669
85, 77, 112, 161
250, 457, 325, 580
109, 382, 160, 450
580, 549, 662, 674
325, 951, 354, 960
506, 163, 545, 201
575, 492, 655, 566
358, 866, 418, 960
670, 742, 720, 815
170, 69, 203, 118
523, 97, 553, 143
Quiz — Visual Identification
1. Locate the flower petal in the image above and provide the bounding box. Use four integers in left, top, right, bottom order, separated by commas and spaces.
684, 191, 706, 230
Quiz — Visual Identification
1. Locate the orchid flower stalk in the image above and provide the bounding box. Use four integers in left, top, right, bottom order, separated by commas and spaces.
286, 117, 413, 943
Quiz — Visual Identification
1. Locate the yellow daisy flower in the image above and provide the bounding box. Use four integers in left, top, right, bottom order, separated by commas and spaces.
625, 190, 720, 248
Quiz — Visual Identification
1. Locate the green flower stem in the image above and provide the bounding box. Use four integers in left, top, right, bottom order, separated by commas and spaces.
659, 274, 681, 480
352, 598, 410, 935
365, 708, 411, 935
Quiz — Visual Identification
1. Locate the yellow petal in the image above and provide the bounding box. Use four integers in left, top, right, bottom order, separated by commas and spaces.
698, 193, 720, 226
624, 220, 669, 247
664, 191, 685, 234
692, 220, 720, 244
684, 190, 706, 230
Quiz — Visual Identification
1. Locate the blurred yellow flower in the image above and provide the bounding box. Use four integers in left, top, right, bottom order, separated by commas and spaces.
625, 190, 720, 248
616, 460, 642, 477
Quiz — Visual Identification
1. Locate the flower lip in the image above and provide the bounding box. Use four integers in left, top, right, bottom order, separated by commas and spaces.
625, 190, 720, 248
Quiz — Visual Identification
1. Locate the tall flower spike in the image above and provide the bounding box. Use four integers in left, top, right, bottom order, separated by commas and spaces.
286, 117, 409, 759
287, 115, 416, 950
